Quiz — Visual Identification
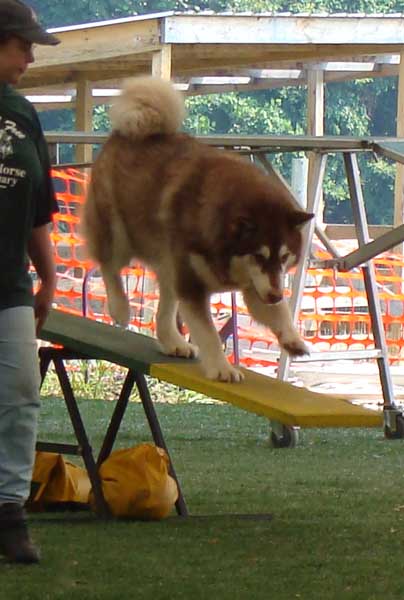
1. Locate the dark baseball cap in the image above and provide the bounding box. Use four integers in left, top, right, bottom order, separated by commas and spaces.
0, 0, 60, 45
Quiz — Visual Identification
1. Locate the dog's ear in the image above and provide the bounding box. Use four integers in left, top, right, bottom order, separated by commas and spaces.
288, 210, 315, 230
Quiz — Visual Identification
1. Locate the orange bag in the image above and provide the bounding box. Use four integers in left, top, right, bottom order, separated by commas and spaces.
29, 451, 91, 509
90, 443, 178, 520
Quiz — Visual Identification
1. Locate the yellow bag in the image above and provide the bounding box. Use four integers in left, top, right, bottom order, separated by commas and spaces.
90, 443, 178, 520
29, 451, 91, 509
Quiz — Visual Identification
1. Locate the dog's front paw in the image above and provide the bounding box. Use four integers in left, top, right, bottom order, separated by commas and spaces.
160, 338, 199, 359
280, 333, 310, 357
203, 359, 244, 383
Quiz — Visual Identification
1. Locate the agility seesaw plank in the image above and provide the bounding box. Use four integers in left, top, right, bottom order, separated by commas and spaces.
40, 309, 382, 429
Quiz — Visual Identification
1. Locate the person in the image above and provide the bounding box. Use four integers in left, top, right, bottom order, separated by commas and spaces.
0, 0, 60, 564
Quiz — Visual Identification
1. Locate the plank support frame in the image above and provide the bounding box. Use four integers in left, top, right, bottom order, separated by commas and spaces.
36, 346, 189, 519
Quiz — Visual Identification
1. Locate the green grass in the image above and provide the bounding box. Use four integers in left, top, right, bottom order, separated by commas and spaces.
2, 397, 404, 599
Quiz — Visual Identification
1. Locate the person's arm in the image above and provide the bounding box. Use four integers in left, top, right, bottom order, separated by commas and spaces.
28, 223, 57, 335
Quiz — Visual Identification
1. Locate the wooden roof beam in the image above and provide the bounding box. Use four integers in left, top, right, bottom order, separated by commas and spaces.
30, 19, 162, 70
162, 13, 404, 46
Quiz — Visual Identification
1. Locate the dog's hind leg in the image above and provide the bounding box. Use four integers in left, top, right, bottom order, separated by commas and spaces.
100, 263, 130, 327
96, 213, 134, 328
242, 287, 309, 357
179, 296, 244, 382
156, 276, 198, 358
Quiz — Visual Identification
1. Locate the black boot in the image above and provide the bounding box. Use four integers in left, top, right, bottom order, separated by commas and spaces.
0, 503, 40, 564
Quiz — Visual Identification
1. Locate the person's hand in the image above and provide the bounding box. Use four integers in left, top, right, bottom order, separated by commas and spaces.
34, 282, 55, 335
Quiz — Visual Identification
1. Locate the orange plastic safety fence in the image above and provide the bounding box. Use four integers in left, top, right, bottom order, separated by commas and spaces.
31, 169, 404, 368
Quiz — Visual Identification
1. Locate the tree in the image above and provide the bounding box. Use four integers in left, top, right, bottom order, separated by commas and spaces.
30, 0, 231, 28
230, 0, 404, 12
30, 1, 136, 28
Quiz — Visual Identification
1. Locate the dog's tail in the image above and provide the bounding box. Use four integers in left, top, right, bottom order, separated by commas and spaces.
109, 76, 185, 140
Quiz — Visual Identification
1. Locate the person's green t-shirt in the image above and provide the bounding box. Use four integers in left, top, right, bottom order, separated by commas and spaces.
0, 83, 58, 310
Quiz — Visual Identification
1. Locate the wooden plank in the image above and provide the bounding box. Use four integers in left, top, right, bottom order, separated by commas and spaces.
172, 45, 404, 77
40, 311, 382, 429
307, 69, 324, 136
152, 45, 172, 79
163, 14, 404, 46
20, 59, 154, 88
23, 46, 404, 90
173, 44, 404, 63
150, 363, 383, 428
31, 20, 162, 69
394, 55, 404, 251
307, 68, 325, 224
75, 78, 93, 164
39, 309, 195, 374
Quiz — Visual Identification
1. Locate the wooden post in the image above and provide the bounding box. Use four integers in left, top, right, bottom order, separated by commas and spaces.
141, 45, 173, 322
151, 45, 172, 80
393, 51, 404, 295
394, 52, 404, 231
75, 77, 93, 164
306, 69, 324, 225
307, 69, 324, 138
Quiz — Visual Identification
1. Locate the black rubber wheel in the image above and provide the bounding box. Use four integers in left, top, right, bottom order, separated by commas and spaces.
270, 425, 299, 448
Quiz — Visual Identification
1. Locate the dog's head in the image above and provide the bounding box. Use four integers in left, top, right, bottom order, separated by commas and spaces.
188, 156, 314, 303
225, 205, 314, 304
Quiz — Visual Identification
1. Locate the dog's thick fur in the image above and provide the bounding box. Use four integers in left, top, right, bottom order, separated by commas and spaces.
82, 76, 314, 382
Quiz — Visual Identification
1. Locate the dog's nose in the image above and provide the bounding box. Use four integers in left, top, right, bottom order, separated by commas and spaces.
267, 292, 283, 304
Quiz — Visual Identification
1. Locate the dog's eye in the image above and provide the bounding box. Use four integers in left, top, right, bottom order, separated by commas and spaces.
280, 253, 290, 264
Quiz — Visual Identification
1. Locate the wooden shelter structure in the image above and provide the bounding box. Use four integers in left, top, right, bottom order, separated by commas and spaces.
17, 11, 404, 231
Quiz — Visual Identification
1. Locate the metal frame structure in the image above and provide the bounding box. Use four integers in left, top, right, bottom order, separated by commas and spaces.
36, 346, 188, 518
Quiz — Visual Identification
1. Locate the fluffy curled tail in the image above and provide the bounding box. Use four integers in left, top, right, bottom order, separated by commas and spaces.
109, 76, 185, 140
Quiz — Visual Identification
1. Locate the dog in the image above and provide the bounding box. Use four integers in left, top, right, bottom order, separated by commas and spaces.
82, 76, 314, 383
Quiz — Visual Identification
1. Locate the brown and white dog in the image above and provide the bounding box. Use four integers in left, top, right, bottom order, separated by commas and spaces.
82, 76, 314, 382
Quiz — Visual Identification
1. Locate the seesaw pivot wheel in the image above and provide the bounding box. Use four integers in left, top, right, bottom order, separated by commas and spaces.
270, 424, 299, 449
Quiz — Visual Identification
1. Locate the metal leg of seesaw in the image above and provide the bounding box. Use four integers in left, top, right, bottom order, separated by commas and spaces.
96, 369, 189, 516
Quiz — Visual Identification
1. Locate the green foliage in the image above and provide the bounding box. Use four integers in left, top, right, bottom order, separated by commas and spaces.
31, 0, 404, 27
30, 0, 231, 27
322, 79, 397, 223
184, 87, 307, 178
40, 360, 207, 403
230, 0, 404, 12
185, 90, 305, 135
30, 0, 136, 28
38, 108, 75, 163
93, 105, 112, 132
